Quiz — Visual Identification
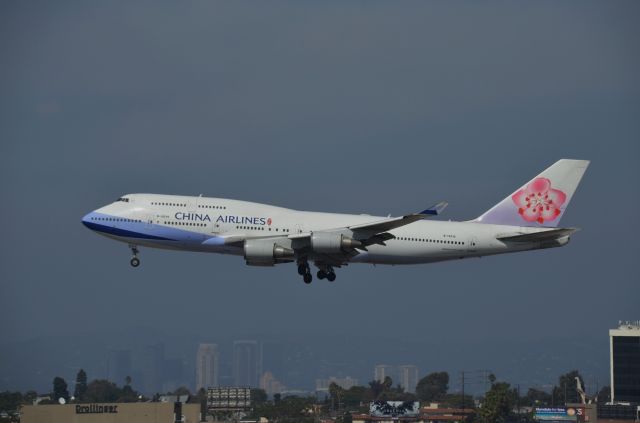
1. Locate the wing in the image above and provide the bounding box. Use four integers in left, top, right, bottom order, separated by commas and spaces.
291, 202, 448, 266
209, 202, 447, 267
348, 201, 447, 234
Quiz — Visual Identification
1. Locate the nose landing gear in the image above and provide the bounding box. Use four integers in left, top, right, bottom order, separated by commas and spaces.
129, 245, 140, 267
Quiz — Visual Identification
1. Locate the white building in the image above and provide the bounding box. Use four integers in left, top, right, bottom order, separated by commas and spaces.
374, 365, 395, 383
398, 365, 419, 393
233, 340, 262, 388
196, 343, 219, 391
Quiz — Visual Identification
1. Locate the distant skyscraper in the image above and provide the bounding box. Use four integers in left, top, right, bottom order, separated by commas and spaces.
233, 340, 261, 387
374, 365, 394, 383
261, 341, 285, 380
610, 321, 640, 403
107, 350, 132, 386
196, 343, 219, 391
140, 343, 165, 395
398, 365, 419, 393
260, 371, 285, 396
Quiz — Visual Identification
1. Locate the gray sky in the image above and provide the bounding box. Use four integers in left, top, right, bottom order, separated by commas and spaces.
1, 1, 639, 390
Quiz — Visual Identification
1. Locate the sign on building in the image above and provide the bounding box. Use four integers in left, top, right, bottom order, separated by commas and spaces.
534, 407, 585, 422
369, 401, 419, 417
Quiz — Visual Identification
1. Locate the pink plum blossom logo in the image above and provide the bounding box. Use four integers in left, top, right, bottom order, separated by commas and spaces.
512, 177, 566, 224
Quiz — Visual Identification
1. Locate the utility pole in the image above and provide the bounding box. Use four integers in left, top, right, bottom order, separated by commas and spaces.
461, 372, 465, 410
517, 384, 520, 422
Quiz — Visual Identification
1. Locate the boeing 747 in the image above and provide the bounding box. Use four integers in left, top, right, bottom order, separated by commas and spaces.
82, 159, 589, 283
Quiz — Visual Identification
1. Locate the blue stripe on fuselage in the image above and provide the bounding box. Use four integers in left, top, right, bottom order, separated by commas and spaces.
82, 220, 174, 240
81, 211, 225, 245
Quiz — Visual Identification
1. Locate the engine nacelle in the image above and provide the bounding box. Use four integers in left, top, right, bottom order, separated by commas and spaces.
244, 239, 294, 266
310, 232, 363, 254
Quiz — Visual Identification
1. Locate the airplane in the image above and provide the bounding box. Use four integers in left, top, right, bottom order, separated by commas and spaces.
82, 159, 589, 283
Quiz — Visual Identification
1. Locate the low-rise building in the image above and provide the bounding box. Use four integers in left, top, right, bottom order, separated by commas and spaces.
21, 402, 200, 423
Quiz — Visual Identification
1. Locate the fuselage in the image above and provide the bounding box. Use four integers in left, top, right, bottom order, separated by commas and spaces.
82, 193, 567, 266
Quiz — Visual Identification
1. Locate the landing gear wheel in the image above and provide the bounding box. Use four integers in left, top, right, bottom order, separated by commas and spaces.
303, 273, 312, 284
317, 270, 326, 280
327, 272, 336, 282
297, 265, 306, 276
130, 257, 140, 267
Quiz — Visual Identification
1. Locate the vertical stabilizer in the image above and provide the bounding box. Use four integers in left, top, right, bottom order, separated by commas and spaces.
474, 159, 589, 227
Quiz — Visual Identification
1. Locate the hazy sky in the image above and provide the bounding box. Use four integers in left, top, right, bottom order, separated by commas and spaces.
1, 1, 639, 389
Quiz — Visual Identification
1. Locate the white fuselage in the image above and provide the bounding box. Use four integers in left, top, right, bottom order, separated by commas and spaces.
82, 193, 567, 266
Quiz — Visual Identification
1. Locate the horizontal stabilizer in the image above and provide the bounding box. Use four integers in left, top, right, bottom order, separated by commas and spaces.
497, 227, 579, 242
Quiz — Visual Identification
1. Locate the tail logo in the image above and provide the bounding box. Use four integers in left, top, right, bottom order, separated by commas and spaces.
512, 178, 566, 224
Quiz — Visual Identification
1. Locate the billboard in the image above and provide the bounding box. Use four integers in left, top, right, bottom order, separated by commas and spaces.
534, 407, 583, 422
207, 387, 251, 410
370, 401, 420, 417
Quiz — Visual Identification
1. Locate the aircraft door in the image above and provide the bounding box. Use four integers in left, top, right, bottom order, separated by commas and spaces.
468, 235, 478, 252
195, 197, 221, 235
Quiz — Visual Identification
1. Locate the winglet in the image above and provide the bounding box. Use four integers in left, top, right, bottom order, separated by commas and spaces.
419, 201, 448, 216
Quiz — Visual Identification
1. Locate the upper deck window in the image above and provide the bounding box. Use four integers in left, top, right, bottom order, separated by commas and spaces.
116, 197, 130, 202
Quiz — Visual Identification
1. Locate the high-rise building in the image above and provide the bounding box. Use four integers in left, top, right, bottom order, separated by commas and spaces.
260, 371, 285, 396
140, 343, 165, 395
261, 341, 285, 380
107, 350, 132, 386
398, 365, 419, 393
196, 343, 219, 391
233, 340, 261, 387
374, 365, 394, 383
610, 321, 640, 403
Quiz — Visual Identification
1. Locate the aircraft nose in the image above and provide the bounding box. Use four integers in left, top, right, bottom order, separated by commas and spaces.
81, 212, 95, 229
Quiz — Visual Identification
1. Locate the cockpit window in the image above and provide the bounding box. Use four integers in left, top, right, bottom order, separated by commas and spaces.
116, 197, 130, 202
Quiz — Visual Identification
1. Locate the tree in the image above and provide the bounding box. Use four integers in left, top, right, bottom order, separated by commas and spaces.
596, 386, 611, 404
52, 377, 69, 402
74, 369, 88, 401
416, 372, 449, 403
382, 376, 393, 392
170, 386, 191, 396
342, 386, 369, 408
251, 388, 267, 404
84, 380, 120, 403
329, 382, 345, 410
523, 388, 552, 407
0, 391, 23, 413
552, 370, 584, 405
368, 380, 385, 399
478, 381, 515, 423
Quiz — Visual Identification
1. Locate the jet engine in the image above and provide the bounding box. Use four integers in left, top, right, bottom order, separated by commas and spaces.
244, 239, 294, 266
310, 232, 363, 254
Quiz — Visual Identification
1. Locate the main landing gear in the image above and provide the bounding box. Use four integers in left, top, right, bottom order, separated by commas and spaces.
316, 267, 336, 282
129, 245, 140, 267
298, 261, 337, 283
297, 261, 312, 284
